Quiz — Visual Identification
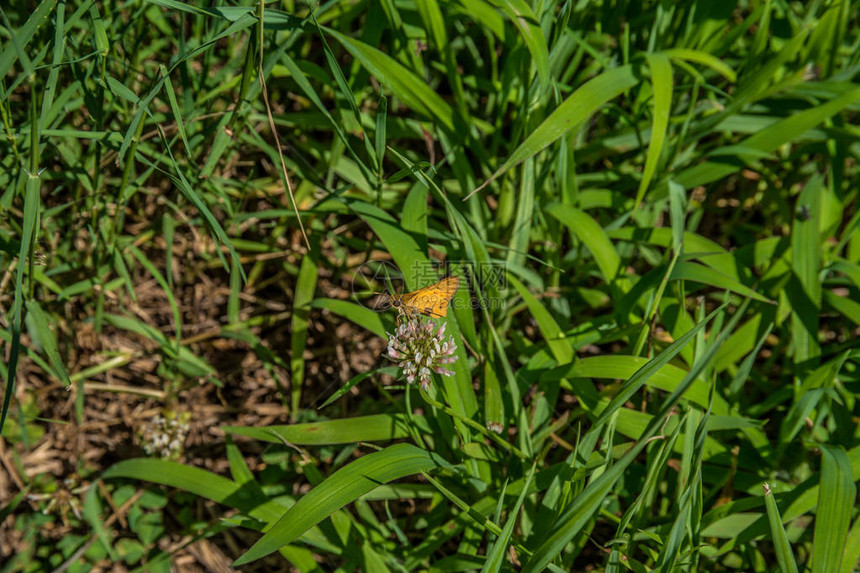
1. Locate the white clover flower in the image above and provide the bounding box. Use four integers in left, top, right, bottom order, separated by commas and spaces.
487, 421, 504, 434
387, 318, 458, 390
140, 411, 191, 459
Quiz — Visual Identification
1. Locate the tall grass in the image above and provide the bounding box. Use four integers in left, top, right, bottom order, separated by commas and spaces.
1, 0, 859, 571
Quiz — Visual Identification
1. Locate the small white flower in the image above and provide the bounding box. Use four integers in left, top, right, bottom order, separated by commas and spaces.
386, 318, 459, 390
140, 412, 191, 459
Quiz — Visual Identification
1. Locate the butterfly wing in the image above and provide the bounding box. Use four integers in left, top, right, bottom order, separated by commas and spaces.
402, 275, 460, 318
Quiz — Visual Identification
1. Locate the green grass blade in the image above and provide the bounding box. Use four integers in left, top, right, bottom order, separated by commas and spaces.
546, 202, 624, 292
635, 52, 672, 207
308, 14, 377, 173
676, 86, 860, 189
823, 290, 860, 326
508, 274, 573, 365
37, 0, 64, 132
317, 367, 400, 410
348, 199, 427, 290
326, 28, 456, 132
103, 458, 283, 522
763, 482, 800, 573
416, 0, 468, 121
481, 462, 536, 572
839, 514, 860, 573
311, 298, 387, 338
401, 182, 429, 252
0, 0, 57, 79
506, 159, 535, 269
224, 414, 425, 445
790, 175, 823, 365
2, 103, 40, 435
811, 445, 856, 573
160, 65, 190, 153
128, 244, 182, 350
587, 302, 728, 437
278, 51, 367, 178
488, 0, 550, 91
24, 301, 71, 388
468, 65, 638, 197
82, 482, 119, 560
291, 255, 318, 417
524, 299, 747, 572
670, 261, 772, 303
664, 48, 737, 82
234, 443, 449, 565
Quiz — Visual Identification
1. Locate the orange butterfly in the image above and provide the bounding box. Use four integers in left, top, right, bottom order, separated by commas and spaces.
385, 275, 460, 321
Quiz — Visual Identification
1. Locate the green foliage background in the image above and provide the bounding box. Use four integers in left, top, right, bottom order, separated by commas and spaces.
1, 0, 860, 571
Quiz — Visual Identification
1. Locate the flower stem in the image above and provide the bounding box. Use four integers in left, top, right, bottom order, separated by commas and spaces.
404, 383, 428, 449
419, 385, 528, 460
420, 471, 533, 557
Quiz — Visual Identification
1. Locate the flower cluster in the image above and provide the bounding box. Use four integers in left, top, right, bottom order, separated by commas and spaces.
140, 412, 191, 460
387, 319, 458, 390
